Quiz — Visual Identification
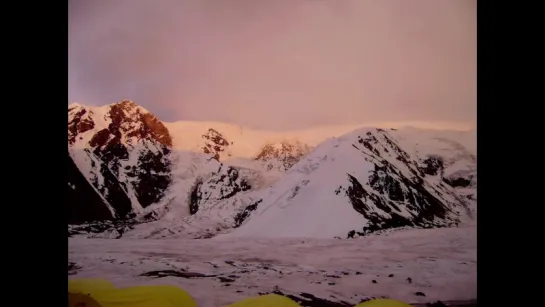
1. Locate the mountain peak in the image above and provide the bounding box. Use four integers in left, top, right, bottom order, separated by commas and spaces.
255, 139, 311, 171
109, 99, 143, 112
68, 102, 85, 110
201, 128, 231, 160
107, 99, 151, 117
118, 99, 136, 105
68, 100, 170, 147
68, 99, 174, 222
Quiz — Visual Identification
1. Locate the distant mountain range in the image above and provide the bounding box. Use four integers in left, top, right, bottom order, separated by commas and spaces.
68, 100, 476, 239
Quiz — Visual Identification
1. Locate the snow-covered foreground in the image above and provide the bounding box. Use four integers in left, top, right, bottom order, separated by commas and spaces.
68, 225, 476, 307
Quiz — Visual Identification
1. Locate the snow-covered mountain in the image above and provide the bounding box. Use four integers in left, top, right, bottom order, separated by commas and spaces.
68, 100, 173, 224
67, 100, 476, 239
225, 128, 476, 239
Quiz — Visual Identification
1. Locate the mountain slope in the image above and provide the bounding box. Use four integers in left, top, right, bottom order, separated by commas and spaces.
224, 128, 473, 239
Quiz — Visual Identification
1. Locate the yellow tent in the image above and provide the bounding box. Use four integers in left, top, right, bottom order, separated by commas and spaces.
225, 294, 301, 307
68, 278, 414, 307
355, 298, 413, 307
68, 279, 197, 307
69, 293, 102, 307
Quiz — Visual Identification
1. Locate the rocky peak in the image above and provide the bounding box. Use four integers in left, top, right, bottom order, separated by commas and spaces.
201, 128, 231, 160
97, 101, 171, 149
68, 104, 95, 145
69, 100, 172, 149
256, 140, 311, 171
116, 99, 137, 109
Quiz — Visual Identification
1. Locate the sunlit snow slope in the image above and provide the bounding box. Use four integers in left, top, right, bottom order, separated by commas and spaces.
223, 128, 475, 239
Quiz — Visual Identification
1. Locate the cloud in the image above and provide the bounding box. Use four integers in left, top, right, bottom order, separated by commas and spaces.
69, 0, 476, 131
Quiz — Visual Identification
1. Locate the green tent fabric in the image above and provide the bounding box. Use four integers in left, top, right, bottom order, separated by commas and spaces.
355, 298, 413, 307
225, 294, 301, 307
68, 279, 197, 307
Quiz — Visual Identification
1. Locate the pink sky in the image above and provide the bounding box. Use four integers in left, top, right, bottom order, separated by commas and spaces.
69, 0, 476, 131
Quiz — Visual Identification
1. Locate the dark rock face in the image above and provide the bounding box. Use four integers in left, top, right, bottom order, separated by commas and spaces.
140, 270, 214, 278
67, 212, 159, 238
443, 177, 472, 188
259, 290, 353, 307
67, 100, 173, 223
75, 146, 133, 220
68, 220, 138, 238
202, 128, 230, 160
189, 178, 204, 215
68, 106, 95, 145
341, 129, 462, 237
189, 164, 252, 215
419, 156, 444, 177
256, 141, 311, 171
234, 199, 263, 227
133, 149, 172, 207
67, 153, 115, 224
68, 262, 80, 275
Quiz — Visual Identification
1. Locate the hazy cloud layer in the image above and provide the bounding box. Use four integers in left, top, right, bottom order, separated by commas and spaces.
69, 0, 476, 131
